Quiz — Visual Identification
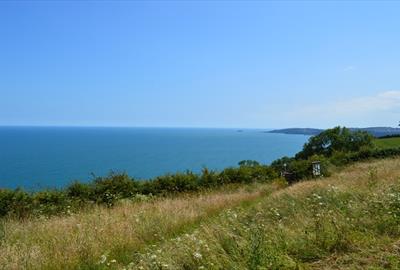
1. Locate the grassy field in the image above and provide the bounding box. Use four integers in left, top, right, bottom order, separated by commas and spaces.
0, 182, 282, 269
374, 137, 400, 149
1, 158, 400, 269
126, 158, 400, 270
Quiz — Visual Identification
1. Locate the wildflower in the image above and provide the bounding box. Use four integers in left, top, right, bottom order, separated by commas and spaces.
110, 259, 116, 263
150, 254, 157, 259
193, 252, 202, 259
98, 254, 107, 264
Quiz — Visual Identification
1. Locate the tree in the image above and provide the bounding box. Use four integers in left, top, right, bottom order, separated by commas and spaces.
295, 126, 373, 160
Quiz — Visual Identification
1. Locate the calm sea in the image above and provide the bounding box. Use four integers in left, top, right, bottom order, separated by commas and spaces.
0, 127, 309, 190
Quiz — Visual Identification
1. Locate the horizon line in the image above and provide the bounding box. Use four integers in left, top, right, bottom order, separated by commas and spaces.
0, 124, 398, 129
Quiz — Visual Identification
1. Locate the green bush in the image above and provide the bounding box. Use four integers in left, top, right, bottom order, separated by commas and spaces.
220, 161, 278, 185
198, 168, 220, 188
149, 172, 200, 194
32, 190, 69, 216
91, 173, 139, 205
67, 181, 92, 201
0, 189, 32, 218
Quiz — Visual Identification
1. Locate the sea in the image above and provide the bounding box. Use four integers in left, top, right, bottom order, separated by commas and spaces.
0, 127, 310, 190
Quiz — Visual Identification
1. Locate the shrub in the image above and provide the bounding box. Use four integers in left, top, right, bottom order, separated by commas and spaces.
220, 161, 278, 185
67, 181, 92, 201
32, 190, 69, 216
91, 172, 139, 205
199, 168, 220, 188
0, 189, 33, 218
141, 171, 200, 195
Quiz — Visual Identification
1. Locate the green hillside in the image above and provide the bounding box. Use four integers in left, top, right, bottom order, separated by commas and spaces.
374, 137, 400, 149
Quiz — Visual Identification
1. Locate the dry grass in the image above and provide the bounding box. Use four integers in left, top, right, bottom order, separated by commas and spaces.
126, 157, 400, 270
2, 158, 400, 270
0, 183, 278, 270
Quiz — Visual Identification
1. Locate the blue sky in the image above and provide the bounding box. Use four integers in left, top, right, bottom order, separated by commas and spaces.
1, 1, 399, 129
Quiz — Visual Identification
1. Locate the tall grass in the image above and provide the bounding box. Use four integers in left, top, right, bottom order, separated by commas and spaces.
1, 158, 400, 269
127, 158, 400, 270
0, 183, 279, 270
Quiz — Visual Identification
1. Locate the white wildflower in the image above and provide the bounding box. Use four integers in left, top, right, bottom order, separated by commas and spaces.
98, 254, 107, 264
193, 252, 202, 259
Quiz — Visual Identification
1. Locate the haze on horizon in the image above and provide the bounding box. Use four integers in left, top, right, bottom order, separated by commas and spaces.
1, 1, 399, 129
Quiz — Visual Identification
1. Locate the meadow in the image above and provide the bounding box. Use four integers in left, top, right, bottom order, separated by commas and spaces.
1, 157, 400, 269
0, 182, 282, 269
126, 158, 400, 270
374, 136, 400, 149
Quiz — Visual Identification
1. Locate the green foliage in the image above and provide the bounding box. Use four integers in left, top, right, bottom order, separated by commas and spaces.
198, 168, 220, 188
67, 181, 92, 201
296, 126, 373, 159
0, 189, 33, 218
144, 171, 200, 195
220, 162, 278, 184
91, 173, 139, 205
271, 155, 331, 181
32, 190, 69, 216
0, 161, 279, 219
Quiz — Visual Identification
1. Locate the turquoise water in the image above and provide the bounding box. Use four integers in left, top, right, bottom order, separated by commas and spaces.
0, 127, 309, 190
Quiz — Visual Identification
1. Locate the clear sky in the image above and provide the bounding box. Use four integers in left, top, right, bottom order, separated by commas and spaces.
1, 1, 400, 129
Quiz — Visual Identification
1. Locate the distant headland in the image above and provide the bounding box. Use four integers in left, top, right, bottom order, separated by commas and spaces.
267, 127, 400, 138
